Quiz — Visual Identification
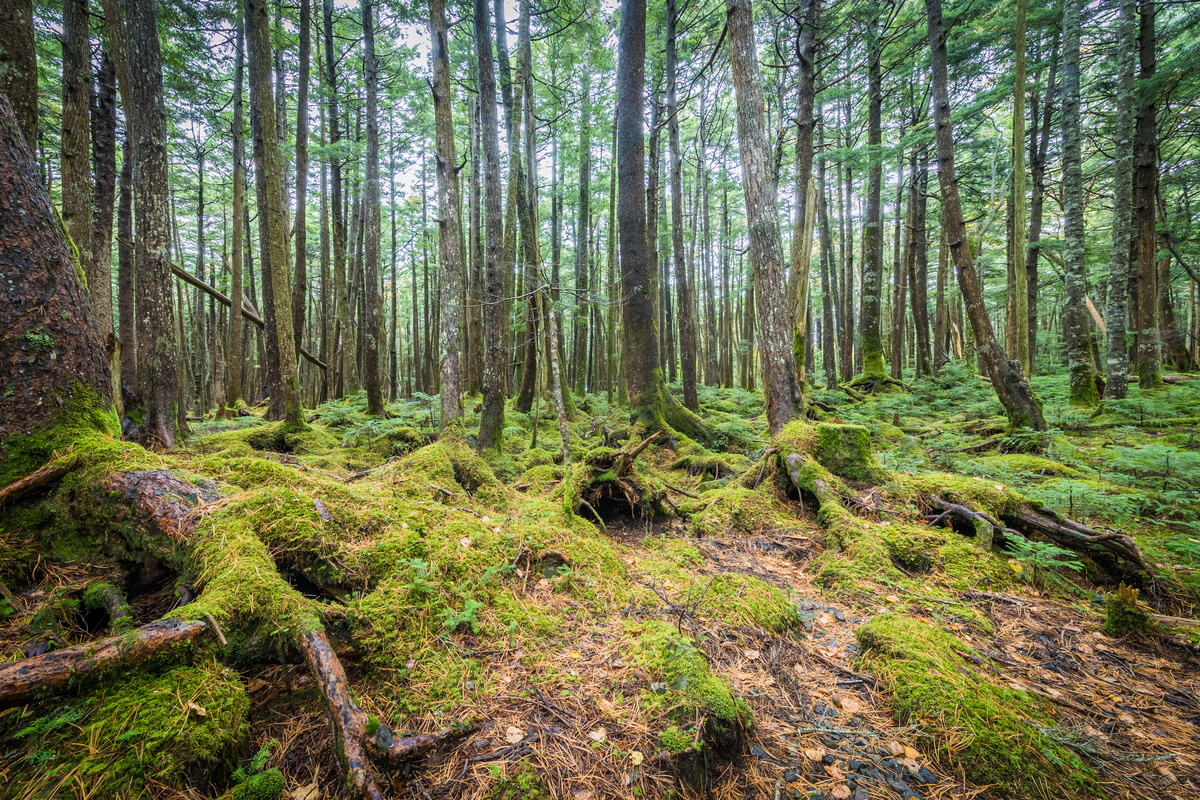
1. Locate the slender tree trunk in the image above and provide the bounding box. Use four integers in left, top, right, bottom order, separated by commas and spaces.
727, 0, 802, 431
125, 0, 183, 445
1134, 0, 1161, 388
324, 0, 353, 397
790, 0, 818, 389
1062, 0, 1099, 405
360, 0, 384, 414
571, 70, 591, 395
62, 0, 92, 298
889, 136, 907, 381
667, 0, 699, 410
293, 0, 311, 353
1026, 38, 1057, 376
909, 146, 931, 377
246, 0, 302, 425
228, 15, 246, 408
855, 12, 888, 386
1007, 0, 1030, 377
468, 97, 483, 394
475, 0, 506, 450
818, 122, 839, 387
91, 52, 117, 346
926, 0, 1046, 430
430, 0, 463, 424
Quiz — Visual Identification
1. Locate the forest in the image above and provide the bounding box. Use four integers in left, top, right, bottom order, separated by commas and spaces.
0, 0, 1199, 797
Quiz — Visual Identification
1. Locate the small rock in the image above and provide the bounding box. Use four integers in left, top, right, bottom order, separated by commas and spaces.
888, 779, 913, 795
784, 769, 800, 783
847, 760, 861, 772
650, 682, 668, 693
910, 767, 938, 785
854, 788, 869, 800
853, 737, 869, 748
751, 745, 770, 759
846, 643, 859, 654
822, 734, 842, 748
822, 753, 839, 766
804, 620, 814, 633
834, 610, 846, 622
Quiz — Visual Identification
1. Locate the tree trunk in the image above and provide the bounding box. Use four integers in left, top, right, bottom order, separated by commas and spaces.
0, 91, 116, 485
246, 0, 302, 425
1026, 37, 1057, 377
1061, 0, 1099, 405
430, 0, 463, 425
62, 0, 92, 301
228, 15, 246, 408
855, 13, 889, 387
1134, 0, 1161, 388
926, 0, 1047, 431
667, 0, 699, 411
1006, 0, 1030, 377
790, 0, 818, 390
125, 0, 183, 445
571, 70, 591, 395
475, 0, 506, 451
324, 0, 353, 398
909, 146, 932, 377
818, 123, 839, 387
361, 0, 384, 415
91, 51, 118, 408
292, 0, 310, 358
0, 0, 36, 148
726, 0, 802, 432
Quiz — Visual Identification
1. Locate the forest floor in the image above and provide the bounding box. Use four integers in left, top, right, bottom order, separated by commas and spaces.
1, 365, 1199, 800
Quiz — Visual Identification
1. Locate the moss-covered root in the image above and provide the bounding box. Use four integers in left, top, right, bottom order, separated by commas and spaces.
857, 613, 1094, 799
299, 628, 473, 800
0, 618, 208, 709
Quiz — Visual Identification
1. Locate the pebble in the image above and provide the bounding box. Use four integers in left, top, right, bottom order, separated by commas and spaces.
907, 766, 938, 785
889, 779, 914, 795
854, 788, 869, 800
751, 745, 770, 759
847, 760, 861, 772
822, 753, 839, 766
784, 769, 800, 783
834, 610, 846, 622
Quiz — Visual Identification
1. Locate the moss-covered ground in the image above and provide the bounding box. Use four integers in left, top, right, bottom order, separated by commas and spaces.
0, 376, 1198, 799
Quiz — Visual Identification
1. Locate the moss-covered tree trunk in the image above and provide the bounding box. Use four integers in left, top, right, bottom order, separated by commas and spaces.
667, 0, 699, 411
1103, 4, 1135, 399
1061, 0, 1100, 406
0, 0, 36, 147
361, 0, 384, 416
856, 12, 888, 384
726, 0, 802, 433
1006, 0, 1030, 378
0, 91, 117, 487
926, 0, 1047, 431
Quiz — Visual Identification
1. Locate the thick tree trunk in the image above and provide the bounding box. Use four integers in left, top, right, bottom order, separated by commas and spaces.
926, 0, 1047, 431
1026, 38, 1056, 377
430, 0, 463, 425
727, 0, 802, 432
475, 0, 506, 451
1061, 0, 1099, 406
246, 0, 303, 425
361, 0, 384, 415
0, 91, 116, 484
125, 0, 184, 446
1134, 0, 1161, 389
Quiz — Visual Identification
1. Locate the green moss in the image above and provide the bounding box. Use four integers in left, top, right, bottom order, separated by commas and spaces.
1, 383, 120, 488
627, 620, 749, 731
684, 486, 806, 538
813, 423, 885, 483
486, 759, 549, 800
0, 661, 249, 798
969, 454, 1080, 479
226, 768, 285, 800
659, 725, 699, 754
1103, 584, 1153, 637
857, 614, 1093, 798
701, 573, 800, 632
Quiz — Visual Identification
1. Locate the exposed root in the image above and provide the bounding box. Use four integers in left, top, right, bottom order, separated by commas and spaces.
0, 454, 78, 506
0, 618, 208, 710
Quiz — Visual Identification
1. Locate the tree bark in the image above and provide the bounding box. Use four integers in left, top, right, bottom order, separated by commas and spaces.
324, 0, 353, 397
361, 0, 384, 415
1134, 0, 1161, 388
1006, 0, 1030, 377
0, 91, 115, 483
91, 50, 118, 410
246, 0, 303, 425
292, 0, 311, 359
475, 0, 506, 451
727, 0, 802, 432
855, 12, 889, 386
62, 0, 92, 297
571, 69, 591, 395
926, 0, 1047, 430
790, 0, 819, 390
908, 146, 931, 377
430, 0, 463, 425
667, 0, 699, 411
0, 0, 36, 150
228, 15, 247, 408
1061, 0, 1099, 405
125, 0, 184, 445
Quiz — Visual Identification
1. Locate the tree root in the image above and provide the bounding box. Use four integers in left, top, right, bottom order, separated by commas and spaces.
0, 618, 208, 710
1000, 505, 1154, 580
578, 431, 668, 518
845, 373, 911, 394
0, 455, 79, 506
299, 628, 475, 799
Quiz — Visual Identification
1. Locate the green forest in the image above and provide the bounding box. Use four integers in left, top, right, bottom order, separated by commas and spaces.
0, 0, 1199, 797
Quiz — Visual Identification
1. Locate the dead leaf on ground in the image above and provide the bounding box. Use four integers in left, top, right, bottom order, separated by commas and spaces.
505, 725, 525, 744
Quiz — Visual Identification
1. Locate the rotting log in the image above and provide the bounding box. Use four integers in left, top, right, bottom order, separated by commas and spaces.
0, 618, 207, 710
0, 456, 78, 506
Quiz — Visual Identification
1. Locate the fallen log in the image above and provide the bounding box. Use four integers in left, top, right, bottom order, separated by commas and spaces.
0, 618, 208, 710
0, 456, 78, 506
